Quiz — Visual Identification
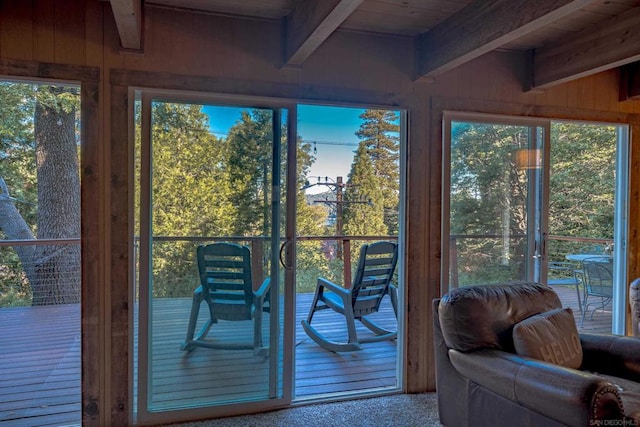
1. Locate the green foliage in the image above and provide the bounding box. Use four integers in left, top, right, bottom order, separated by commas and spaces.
449, 120, 618, 285
548, 122, 615, 240
343, 110, 400, 236
343, 142, 386, 235
0, 83, 38, 233
226, 110, 274, 236
34, 86, 80, 115
151, 103, 233, 237
143, 104, 331, 298
147, 102, 235, 297
0, 253, 32, 307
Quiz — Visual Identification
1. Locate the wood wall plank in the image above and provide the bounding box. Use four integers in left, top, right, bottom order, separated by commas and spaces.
33, 0, 54, 62
0, 1, 33, 61
53, 0, 86, 65
81, 79, 103, 427
85, 0, 106, 68
109, 84, 130, 427
405, 90, 431, 391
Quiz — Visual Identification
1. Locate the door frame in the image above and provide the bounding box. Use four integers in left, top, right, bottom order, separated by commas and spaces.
131, 88, 297, 424
442, 110, 630, 334
442, 111, 551, 289
290, 103, 407, 401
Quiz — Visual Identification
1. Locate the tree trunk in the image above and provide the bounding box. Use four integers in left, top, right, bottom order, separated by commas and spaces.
31, 87, 80, 305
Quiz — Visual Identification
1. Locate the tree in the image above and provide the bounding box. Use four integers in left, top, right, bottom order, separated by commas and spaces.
449, 123, 530, 282
343, 142, 386, 236
354, 109, 400, 234
139, 102, 235, 298
342, 109, 399, 237
0, 83, 80, 305
548, 122, 615, 239
225, 110, 274, 236
448, 120, 617, 284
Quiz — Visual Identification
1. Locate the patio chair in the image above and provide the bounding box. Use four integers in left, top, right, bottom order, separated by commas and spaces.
580, 256, 613, 326
301, 241, 398, 352
547, 261, 583, 314
181, 242, 270, 354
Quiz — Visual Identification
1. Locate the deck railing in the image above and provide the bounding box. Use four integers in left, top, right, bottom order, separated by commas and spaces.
0, 238, 81, 307
134, 235, 398, 296
3, 234, 609, 306
449, 234, 614, 288
0, 235, 400, 308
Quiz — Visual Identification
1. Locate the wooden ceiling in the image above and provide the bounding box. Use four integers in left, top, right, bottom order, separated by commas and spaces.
108, 0, 640, 91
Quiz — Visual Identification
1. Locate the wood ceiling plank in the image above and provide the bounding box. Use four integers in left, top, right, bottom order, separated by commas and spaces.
109, 0, 142, 50
416, 0, 598, 80
285, 0, 363, 67
342, 0, 470, 35
532, 6, 640, 89
146, 0, 295, 19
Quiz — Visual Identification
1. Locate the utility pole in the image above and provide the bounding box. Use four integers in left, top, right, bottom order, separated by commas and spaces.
303, 175, 370, 260
336, 176, 344, 258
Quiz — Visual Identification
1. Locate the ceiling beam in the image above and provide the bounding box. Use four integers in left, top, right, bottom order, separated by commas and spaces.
532, 6, 640, 89
620, 62, 640, 101
109, 0, 142, 51
284, 0, 363, 68
416, 0, 596, 80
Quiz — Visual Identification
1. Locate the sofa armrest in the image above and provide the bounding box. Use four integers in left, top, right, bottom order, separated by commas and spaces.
449, 348, 624, 426
581, 333, 640, 381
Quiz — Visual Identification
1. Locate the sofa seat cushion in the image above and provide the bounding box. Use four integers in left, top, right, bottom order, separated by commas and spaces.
513, 307, 582, 369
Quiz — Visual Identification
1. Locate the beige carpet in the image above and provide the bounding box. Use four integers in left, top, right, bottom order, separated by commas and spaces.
163, 393, 440, 427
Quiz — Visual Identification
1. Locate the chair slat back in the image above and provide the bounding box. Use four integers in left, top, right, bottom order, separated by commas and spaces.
351, 241, 398, 317
197, 242, 254, 320
582, 257, 613, 298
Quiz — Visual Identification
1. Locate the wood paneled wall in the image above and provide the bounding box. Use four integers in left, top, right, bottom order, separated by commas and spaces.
1, 1, 640, 425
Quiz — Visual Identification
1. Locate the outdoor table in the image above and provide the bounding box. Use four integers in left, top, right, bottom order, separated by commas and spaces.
565, 254, 612, 262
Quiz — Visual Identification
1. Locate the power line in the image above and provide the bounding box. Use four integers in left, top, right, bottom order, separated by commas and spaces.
208, 132, 360, 148
302, 140, 360, 147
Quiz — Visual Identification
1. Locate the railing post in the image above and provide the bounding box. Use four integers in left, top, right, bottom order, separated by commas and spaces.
251, 239, 264, 291
343, 238, 352, 288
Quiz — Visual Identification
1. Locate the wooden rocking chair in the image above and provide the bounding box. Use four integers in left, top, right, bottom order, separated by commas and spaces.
181, 242, 270, 355
301, 241, 399, 352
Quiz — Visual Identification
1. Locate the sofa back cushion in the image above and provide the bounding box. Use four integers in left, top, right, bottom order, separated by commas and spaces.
438, 282, 562, 352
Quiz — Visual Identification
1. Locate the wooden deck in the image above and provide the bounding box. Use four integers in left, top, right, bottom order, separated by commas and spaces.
0, 286, 611, 426
0, 293, 398, 425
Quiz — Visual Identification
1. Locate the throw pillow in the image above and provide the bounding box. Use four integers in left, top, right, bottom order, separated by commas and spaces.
513, 307, 582, 369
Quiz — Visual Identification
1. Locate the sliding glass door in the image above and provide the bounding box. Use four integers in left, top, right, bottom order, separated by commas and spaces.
134, 91, 293, 424
443, 112, 629, 335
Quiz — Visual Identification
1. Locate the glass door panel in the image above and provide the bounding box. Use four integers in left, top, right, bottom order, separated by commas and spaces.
546, 122, 628, 334
293, 105, 404, 399
135, 93, 289, 423
444, 113, 629, 335
445, 115, 547, 288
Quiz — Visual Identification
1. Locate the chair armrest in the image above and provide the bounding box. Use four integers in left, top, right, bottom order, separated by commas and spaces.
316, 277, 349, 297
581, 333, 640, 381
449, 348, 624, 425
254, 277, 271, 299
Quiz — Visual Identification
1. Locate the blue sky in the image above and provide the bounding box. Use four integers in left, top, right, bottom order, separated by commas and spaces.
203, 104, 365, 193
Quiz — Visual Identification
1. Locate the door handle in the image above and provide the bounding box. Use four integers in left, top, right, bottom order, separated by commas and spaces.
279, 239, 293, 270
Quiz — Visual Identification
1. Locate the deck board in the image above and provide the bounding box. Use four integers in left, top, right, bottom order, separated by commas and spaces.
0, 286, 612, 424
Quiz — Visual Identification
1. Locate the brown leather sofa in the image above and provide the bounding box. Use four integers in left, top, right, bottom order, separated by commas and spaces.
433, 282, 640, 427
